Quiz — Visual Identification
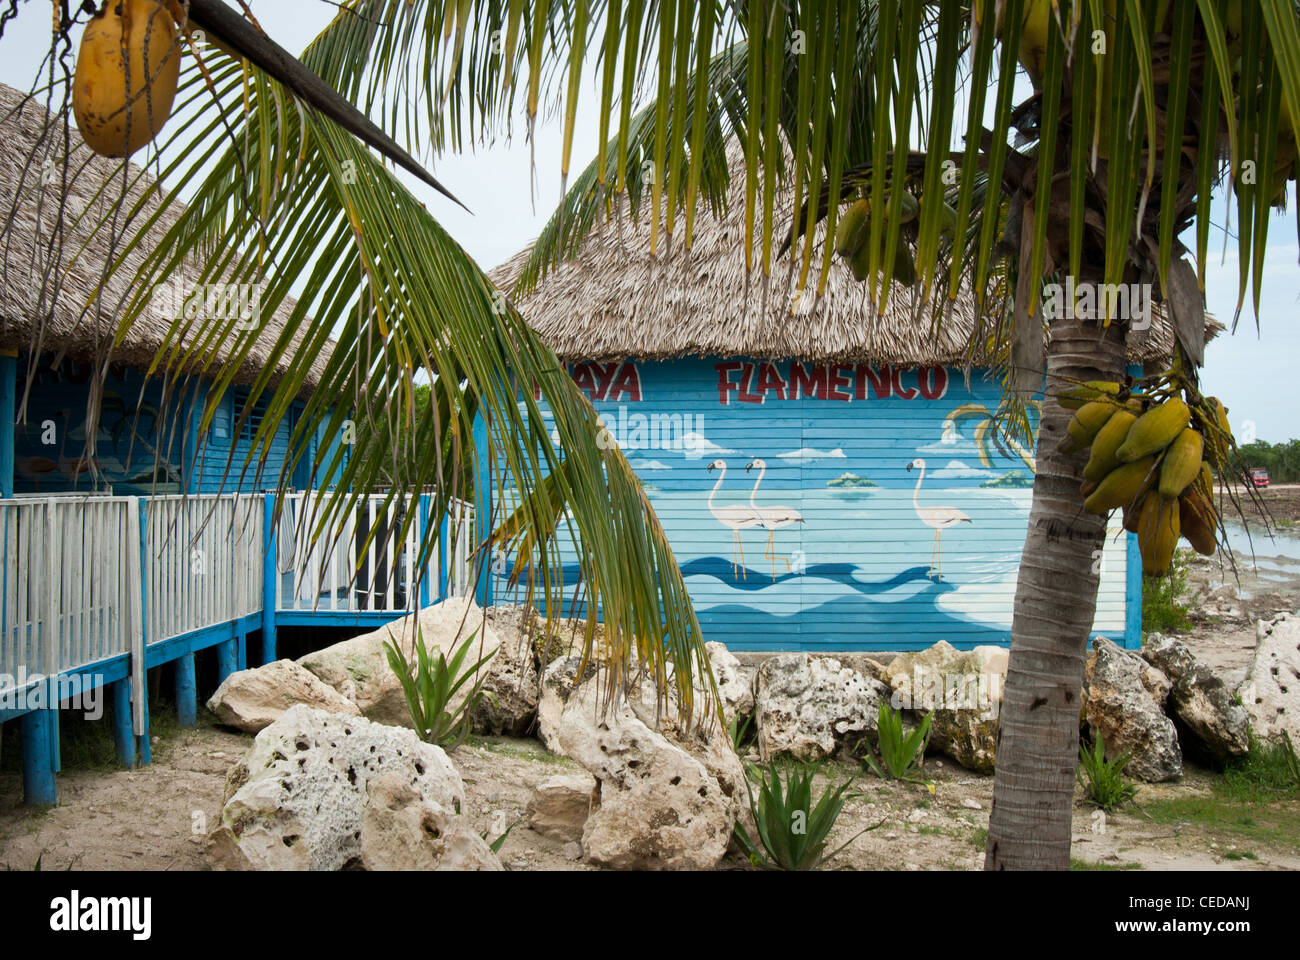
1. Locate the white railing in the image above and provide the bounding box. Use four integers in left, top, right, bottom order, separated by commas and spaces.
0, 491, 478, 700
143, 495, 263, 644
276, 492, 476, 613
0, 496, 142, 693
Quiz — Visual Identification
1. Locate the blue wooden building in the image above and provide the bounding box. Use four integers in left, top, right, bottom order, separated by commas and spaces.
0, 84, 474, 805
488, 155, 1197, 655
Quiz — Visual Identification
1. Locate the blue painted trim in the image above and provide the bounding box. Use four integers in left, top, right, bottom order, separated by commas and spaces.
274, 610, 410, 628
473, 411, 492, 606
438, 511, 449, 601
1123, 361, 1145, 650
1125, 531, 1143, 649
262, 494, 277, 665
237, 632, 247, 671
174, 651, 197, 726
21, 705, 56, 806
184, 384, 201, 496
419, 493, 431, 608
112, 678, 135, 768
0, 351, 15, 498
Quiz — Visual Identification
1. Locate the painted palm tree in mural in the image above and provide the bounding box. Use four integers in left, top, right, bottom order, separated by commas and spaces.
906, 458, 972, 582
945, 402, 1041, 474
17, 1, 1300, 870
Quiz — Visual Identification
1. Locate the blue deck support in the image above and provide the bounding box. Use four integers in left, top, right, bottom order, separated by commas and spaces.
217, 637, 238, 683
473, 412, 493, 607
438, 511, 450, 601
261, 493, 277, 665
136, 500, 151, 766
21, 700, 56, 806
112, 678, 136, 768
174, 651, 197, 726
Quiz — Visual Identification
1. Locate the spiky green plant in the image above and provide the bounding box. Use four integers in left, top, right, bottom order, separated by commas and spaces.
732, 760, 874, 871
383, 625, 496, 748
1077, 735, 1139, 812
859, 703, 932, 781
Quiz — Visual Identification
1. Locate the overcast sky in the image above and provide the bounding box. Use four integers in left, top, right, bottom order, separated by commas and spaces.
2, 1, 1296, 442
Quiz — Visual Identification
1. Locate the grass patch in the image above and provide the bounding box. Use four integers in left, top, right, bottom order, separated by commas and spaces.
970, 826, 988, 850
1221, 849, 1258, 861
1071, 857, 1142, 871
1218, 735, 1300, 802
1142, 549, 1193, 634
465, 735, 575, 766
1138, 794, 1300, 852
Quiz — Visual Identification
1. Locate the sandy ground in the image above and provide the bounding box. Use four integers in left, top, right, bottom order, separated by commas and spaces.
2, 488, 1298, 872
2, 716, 1297, 872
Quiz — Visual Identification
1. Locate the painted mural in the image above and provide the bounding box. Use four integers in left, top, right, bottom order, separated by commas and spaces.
500, 357, 1129, 652
12, 357, 184, 495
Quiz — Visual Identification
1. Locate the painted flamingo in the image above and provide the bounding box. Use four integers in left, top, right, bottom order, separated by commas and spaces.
906, 457, 971, 581
745, 458, 805, 579
706, 459, 763, 579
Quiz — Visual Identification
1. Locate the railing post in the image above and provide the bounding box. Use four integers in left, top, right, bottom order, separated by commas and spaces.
261, 493, 277, 665
217, 637, 238, 683
133, 497, 150, 766
438, 510, 450, 601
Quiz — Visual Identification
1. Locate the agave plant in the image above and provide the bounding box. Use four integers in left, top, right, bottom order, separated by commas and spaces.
859, 703, 933, 782
383, 625, 496, 748
732, 759, 877, 871
1076, 734, 1138, 812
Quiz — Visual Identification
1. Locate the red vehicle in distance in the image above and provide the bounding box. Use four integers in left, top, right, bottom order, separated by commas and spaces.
1243, 467, 1270, 488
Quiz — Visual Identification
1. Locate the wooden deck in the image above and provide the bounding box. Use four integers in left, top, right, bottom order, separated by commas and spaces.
0, 491, 475, 805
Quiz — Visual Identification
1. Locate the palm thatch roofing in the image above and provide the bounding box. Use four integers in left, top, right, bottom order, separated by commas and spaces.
491, 147, 1215, 367
0, 82, 327, 394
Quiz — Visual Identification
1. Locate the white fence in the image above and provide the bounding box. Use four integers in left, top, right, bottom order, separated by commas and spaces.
276, 493, 476, 613
144, 495, 263, 644
0, 496, 141, 685
0, 492, 478, 701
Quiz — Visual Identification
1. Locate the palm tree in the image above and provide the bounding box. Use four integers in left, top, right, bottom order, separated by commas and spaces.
8, 0, 1298, 870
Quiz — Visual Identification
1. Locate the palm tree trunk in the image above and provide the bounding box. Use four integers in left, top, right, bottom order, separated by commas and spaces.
984, 308, 1129, 870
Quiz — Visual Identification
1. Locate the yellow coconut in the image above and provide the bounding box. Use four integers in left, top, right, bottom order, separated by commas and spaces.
73, 0, 181, 158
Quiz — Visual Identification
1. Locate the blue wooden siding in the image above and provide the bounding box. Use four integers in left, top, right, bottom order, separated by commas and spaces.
491, 357, 1132, 652
12, 354, 326, 496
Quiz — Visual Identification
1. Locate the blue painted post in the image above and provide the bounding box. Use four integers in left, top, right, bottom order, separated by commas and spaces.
419, 493, 431, 608
111, 678, 136, 768
236, 632, 247, 671
473, 412, 493, 607
1123, 362, 1145, 649
261, 494, 277, 665
438, 512, 449, 601
137, 671, 151, 766
175, 650, 197, 726
21, 701, 56, 806
217, 637, 238, 683
0, 349, 15, 498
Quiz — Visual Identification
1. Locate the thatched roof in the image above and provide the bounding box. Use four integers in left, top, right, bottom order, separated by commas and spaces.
0, 83, 327, 394
491, 147, 1213, 367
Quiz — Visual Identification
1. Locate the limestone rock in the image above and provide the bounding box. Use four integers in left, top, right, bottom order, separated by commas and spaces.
754, 653, 890, 761
299, 596, 529, 732
536, 655, 597, 753
474, 603, 543, 736
1083, 638, 1182, 782
358, 772, 502, 871
1237, 614, 1300, 742
206, 659, 360, 733
526, 773, 595, 842
207, 705, 475, 870
553, 668, 746, 870
705, 641, 755, 726
1142, 634, 1250, 763
883, 642, 1008, 773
